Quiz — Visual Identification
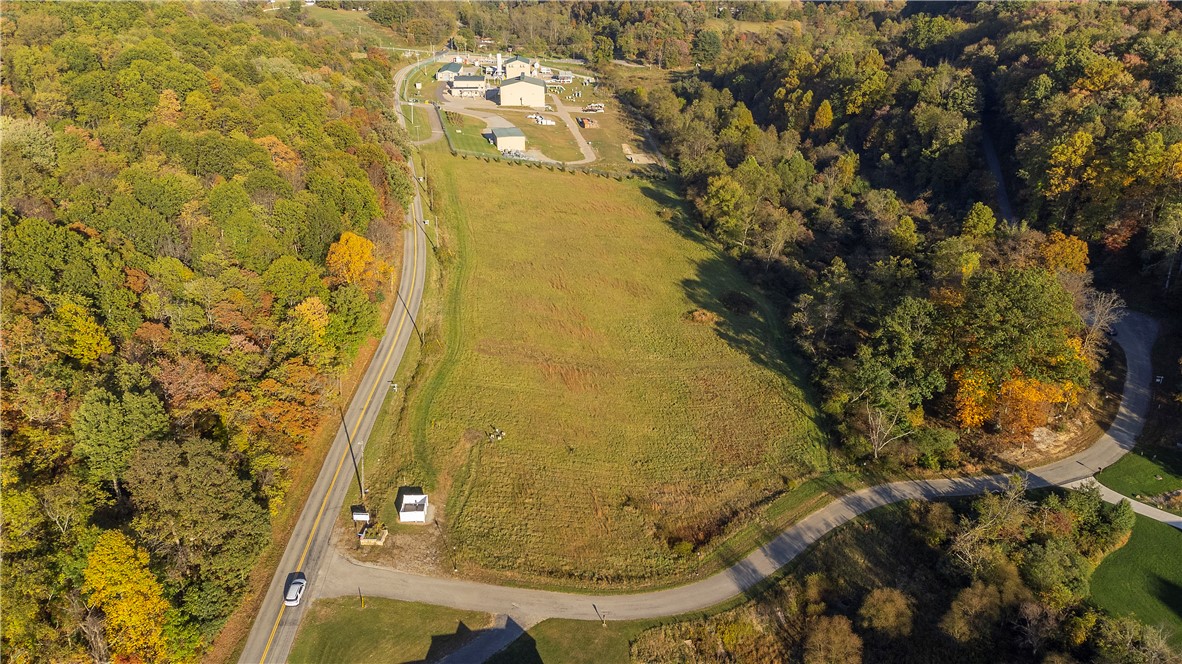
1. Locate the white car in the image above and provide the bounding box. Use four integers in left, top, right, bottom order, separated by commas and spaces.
284, 573, 307, 606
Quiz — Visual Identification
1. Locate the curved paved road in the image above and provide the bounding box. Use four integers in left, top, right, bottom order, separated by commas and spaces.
237, 56, 433, 664
316, 312, 1168, 641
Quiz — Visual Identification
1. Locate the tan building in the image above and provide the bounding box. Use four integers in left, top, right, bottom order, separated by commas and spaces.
502, 55, 533, 79
489, 126, 526, 152
498, 74, 547, 108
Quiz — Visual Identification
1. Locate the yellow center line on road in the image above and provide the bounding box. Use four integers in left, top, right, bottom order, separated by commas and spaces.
257, 226, 421, 663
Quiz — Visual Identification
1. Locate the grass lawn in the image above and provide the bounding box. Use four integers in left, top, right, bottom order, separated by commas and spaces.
1097, 448, 1182, 514
381, 154, 823, 588
1091, 516, 1182, 649
404, 63, 443, 101
307, 6, 402, 49
289, 597, 492, 664
402, 103, 434, 142
440, 111, 500, 156
514, 117, 584, 163
489, 618, 657, 664
560, 79, 664, 174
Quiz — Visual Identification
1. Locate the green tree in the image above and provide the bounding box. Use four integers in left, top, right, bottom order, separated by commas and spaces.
263, 255, 329, 311
691, 29, 722, 64
326, 284, 379, 363
698, 174, 751, 245
125, 438, 268, 624
72, 387, 169, 496
962, 202, 997, 239
858, 587, 914, 638
590, 35, 615, 67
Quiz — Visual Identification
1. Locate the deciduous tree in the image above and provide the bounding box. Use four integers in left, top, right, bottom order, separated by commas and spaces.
325, 231, 384, 293
82, 531, 170, 662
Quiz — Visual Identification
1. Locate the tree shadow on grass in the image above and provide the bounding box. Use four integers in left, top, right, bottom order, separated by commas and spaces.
1151, 575, 1182, 626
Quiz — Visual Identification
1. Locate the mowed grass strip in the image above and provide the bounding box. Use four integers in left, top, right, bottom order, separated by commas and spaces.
289, 597, 492, 664
516, 118, 585, 163
1097, 448, 1182, 514
441, 112, 500, 156
414, 156, 824, 586
1091, 515, 1182, 649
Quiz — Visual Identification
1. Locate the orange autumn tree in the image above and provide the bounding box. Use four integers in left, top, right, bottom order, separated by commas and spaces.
953, 367, 993, 429
326, 231, 386, 294
996, 374, 1075, 439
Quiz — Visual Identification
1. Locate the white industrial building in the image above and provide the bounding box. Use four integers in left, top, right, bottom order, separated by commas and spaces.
498, 74, 547, 107
449, 75, 488, 98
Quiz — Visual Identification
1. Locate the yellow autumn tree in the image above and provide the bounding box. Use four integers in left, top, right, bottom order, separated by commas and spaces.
82, 531, 170, 662
953, 367, 993, 429
43, 299, 113, 366
326, 232, 385, 293
154, 89, 182, 126
1044, 131, 1096, 198
1042, 231, 1089, 274
811, 99, 834, 132
291, 296, 329, 339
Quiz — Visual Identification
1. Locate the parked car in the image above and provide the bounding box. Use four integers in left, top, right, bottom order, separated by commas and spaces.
284, 573, 307, 606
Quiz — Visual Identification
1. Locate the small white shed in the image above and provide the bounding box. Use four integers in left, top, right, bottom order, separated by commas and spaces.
397, 490, 429, 523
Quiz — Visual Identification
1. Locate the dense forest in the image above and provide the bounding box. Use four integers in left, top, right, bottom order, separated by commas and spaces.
634, 481, 1179, 663
615, 1, 1182, 467
0, 2, 413, 660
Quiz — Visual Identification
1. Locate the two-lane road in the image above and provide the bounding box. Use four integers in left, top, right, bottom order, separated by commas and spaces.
237, 56, 432, 664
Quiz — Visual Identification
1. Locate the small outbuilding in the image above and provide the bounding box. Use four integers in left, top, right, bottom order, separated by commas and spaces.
435, 62, 463, 82
397, 487, 429, 524
489, 126, 526, 152
499, 74, 547, 108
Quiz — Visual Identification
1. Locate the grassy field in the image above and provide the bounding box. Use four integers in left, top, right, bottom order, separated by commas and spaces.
402, 103, 434, 142
381, 154, 824, 588
289, 597, 492, 664
1098, 448, 1182, 514
564, 75, 664, 173
1091, 516, 1182, 649
489, 618, 656, 664
514, 116, 585, 163
440, 112, 500, 156
306, 6, 436, 51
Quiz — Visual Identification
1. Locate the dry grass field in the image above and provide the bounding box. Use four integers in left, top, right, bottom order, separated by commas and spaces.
374, 155, 824, 587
